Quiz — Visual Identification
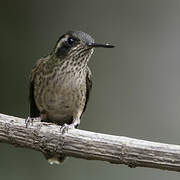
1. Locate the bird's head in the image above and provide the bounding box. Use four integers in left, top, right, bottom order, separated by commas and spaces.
53, 31, 114, 63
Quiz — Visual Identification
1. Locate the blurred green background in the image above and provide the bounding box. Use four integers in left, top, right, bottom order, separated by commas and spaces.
1, 0, 180, 179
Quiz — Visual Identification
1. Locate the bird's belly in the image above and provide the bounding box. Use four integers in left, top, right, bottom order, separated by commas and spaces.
43, 89, 76, 122
35, 76, 86, 124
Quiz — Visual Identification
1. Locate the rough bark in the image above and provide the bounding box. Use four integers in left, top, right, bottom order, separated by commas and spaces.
0, 113, 180, 172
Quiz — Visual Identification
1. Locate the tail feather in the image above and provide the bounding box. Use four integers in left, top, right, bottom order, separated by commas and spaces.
44, 153, 66, 165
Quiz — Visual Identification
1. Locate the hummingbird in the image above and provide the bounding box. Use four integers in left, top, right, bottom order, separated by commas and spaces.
26, 30, 114, 164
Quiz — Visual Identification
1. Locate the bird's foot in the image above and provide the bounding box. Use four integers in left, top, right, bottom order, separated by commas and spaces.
25, 117, 41, 128
60, 123, 76, 134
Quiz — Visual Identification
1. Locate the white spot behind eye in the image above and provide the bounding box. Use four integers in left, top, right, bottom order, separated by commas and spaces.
57, 37, 68, 48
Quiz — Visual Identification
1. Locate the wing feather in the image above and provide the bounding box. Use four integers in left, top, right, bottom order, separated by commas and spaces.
82, 66, 92, 114
29, 58, 45, 118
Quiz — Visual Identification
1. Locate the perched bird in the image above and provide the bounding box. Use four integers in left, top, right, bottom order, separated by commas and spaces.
26, 30, 114, 164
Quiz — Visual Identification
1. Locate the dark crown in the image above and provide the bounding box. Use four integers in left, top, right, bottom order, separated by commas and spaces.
54, 31, 94, 58
53, 30, 114, 59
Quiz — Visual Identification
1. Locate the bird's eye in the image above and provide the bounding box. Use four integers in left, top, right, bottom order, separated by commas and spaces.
67, 37, 77, 46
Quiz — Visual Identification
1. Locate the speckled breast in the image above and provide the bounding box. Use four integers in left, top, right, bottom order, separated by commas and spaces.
34, 68, 87, 124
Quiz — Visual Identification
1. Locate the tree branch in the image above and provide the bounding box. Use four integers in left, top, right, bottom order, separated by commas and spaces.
0, 113, 180, 172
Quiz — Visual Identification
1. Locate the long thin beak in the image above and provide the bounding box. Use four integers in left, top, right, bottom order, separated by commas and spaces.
88, 43, 115, 48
